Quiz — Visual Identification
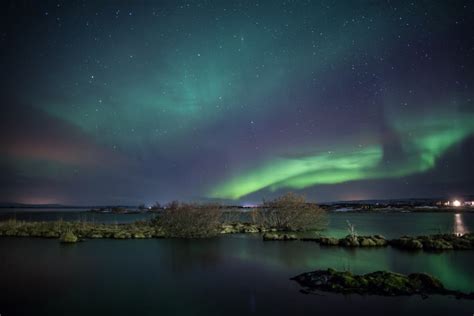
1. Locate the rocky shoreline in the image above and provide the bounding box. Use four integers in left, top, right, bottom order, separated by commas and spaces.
1, 219, 474, 251
0, 220, 271, 242
263, 232, 474, 250
292, 268, 474, 299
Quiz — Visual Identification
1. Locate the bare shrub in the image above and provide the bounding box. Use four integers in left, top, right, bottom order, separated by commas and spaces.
256, 192, 327, 231
249, 208, 260, 224
156, 202, 222, 238
221, 209, 242, 224
346, 220, 358, 239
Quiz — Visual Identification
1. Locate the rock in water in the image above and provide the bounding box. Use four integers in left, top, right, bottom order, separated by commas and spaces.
319, 237, 339, 246
262, 232, 297, 241
60, 231, 78, 243
291, 268, 474, 299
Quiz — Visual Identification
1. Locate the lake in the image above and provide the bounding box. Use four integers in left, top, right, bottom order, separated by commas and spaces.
1, 210, 473, 315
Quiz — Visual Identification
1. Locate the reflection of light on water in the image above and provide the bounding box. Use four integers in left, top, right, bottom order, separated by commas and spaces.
454, 213, 468, 236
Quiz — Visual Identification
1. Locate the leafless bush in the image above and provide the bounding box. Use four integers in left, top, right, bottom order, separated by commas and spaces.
346, 220, 358, 239
156, 202, 222, 238
221, 209, 242, 224
255, 192, 327, 231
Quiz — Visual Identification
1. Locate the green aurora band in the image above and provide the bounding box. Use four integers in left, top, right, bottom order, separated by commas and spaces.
211, 111, 474, 199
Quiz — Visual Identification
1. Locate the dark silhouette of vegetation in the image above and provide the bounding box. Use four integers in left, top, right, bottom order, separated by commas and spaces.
253, 192, 327, 231
150, 201, 162, 211
154, 202, 222, 238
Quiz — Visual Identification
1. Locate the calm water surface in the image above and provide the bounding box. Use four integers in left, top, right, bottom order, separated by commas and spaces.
1, 210, 473, 315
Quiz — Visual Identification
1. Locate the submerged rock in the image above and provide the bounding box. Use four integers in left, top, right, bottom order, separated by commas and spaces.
292, 268, 474, 299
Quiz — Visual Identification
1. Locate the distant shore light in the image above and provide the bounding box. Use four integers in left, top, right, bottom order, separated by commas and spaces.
453, 200, 461, 207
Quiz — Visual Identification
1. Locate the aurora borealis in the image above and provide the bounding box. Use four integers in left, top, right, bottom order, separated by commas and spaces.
1, 0, 473, 204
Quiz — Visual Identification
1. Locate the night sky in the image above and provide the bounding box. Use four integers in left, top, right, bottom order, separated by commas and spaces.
1, 1, 474, 205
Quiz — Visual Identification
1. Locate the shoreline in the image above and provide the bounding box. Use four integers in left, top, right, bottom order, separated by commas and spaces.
0, 219, 473, 251
1, 207, 473, 215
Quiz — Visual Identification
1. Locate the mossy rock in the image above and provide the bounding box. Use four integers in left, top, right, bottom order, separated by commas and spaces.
462, 233, 474, 242
292, 268, 473, 299
409, 273, 444, 291
220, 223, 261, 234
43, 231, 60, 238
339, 236, 359, 247
113, 231, 131, 239
243, 225, 260, 233
220, 224, 237, 234
371, 235, 388, 246
60, 231, 78, 243
30, 230, 44, 237
407, 239, 424, 249
263, 232, 297, 241
319, 237, 339, 246
390, 234, 474, 251
451, 238, 472, 250
359, 237, 376, 247
133, 232, 146, 239
90, 233, 104, 239
152, 230, 166, 238
5, 229, 18, 236
354, 236, 388, 247
422, 239, 453, 251
390, 237, 423, 250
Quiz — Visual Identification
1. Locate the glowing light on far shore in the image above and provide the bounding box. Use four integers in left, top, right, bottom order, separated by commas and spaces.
453, 200, 461, 207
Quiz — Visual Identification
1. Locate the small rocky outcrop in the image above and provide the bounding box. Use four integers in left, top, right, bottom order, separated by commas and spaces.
60, 231, 78, 243
390, 237, 424, 249
292, 268, 474, 299
220, 223, 263, 234
319, 237, 340, 246
132, 232, 146, 239
390, 234, 474, 251
113, 231, 132, 239
319, 235, 387, 247
262, 232, 297, 241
